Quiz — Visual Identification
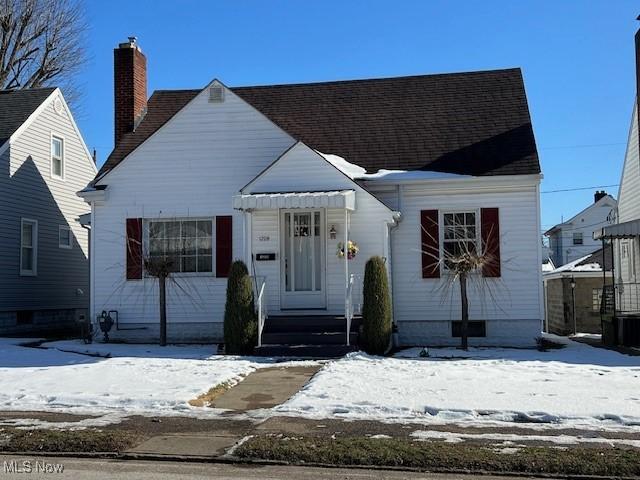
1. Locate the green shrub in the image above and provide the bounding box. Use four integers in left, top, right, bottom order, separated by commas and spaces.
223, 260, 257, 354
361, 256, 392, 355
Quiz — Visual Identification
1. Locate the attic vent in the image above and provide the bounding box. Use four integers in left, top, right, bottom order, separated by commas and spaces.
209, 85, 224, 103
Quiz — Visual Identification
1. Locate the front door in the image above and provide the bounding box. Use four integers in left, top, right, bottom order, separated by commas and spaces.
281, 210, 326, 309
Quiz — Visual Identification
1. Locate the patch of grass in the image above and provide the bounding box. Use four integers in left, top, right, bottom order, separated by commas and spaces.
235, 435, 640, 477
188, 381, 233, 407
0, 428, 141, 453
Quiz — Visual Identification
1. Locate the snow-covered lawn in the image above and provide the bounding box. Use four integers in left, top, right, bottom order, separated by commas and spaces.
275, 336, 640, 433
2, 336, 640, 434
0, 338, 273, 419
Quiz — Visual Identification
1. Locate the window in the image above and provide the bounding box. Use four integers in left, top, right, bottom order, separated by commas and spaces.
51, 135, 64, 178
573, 232, 583, 245
59, 225, 72, 249
442, 212, 477, 269
592, 288, 603, 312
147, 219, 213, 274
20, 219, 37, 276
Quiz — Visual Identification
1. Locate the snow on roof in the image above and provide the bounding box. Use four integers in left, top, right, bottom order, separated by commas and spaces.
317, 151, 472, 182
545, 254, 603, 275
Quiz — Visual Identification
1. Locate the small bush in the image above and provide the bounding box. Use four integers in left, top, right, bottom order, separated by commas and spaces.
223, 260, 257, 354
361, 256, 392, 355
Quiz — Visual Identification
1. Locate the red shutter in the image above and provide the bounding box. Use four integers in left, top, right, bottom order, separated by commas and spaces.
216, 216, 233, 278
481, 208, 501, 277
125, 218, 143, 280
421, 209, 440, 278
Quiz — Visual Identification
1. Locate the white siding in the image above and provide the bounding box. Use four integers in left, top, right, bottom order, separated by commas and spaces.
614, 103, 640, 289
618, 103, 640, 223
0, 92, 95, 312
368, 181, 542, 346
92, 83, 295, 331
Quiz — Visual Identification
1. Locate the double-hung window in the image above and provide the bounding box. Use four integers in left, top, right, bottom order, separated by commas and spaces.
51, 135, 64, 179
147, 219, 213, 274
442, 212, 477, 269
20, 219, 37, 276
573, 232, 583, 245
59, 225, 72, 249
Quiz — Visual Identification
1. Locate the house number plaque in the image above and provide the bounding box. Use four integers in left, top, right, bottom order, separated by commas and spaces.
256, 253, 276, 261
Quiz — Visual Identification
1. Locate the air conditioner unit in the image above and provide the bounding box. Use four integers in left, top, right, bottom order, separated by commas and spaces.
209, 85, 224, 103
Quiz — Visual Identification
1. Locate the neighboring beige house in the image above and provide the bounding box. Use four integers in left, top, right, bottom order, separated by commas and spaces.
543, 248, 612, 335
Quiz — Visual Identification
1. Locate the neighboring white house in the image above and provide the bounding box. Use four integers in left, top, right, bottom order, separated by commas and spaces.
0, 88, 97, 335
79, 38, 543, 350
544, 192, 616, 267
595, 26, 640, 347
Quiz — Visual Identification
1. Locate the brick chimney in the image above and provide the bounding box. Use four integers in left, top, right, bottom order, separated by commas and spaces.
114, 37, 147, 146
594, 190, 607, 203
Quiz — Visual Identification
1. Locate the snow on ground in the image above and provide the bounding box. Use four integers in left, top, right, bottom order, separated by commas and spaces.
0, 339, 298, 419
275, 337, 640, 433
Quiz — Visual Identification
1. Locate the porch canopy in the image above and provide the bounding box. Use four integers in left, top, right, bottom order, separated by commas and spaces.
233, 190, 355, 211
595, 219, 640, 240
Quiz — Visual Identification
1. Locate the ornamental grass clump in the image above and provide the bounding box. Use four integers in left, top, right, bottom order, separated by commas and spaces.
223, 260, 257, 354
361, 256, 392, 355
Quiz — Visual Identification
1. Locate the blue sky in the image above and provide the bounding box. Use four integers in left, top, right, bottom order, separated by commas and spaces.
77, 1, 638, 233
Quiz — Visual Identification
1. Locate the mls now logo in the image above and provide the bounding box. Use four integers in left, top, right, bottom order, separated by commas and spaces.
4, 460, 64, 474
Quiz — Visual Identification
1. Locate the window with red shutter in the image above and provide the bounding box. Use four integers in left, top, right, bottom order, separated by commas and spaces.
125, 218, 143, 280
216, 216, 233, 278
481, 208, 501, 277
420, 210, 440, 278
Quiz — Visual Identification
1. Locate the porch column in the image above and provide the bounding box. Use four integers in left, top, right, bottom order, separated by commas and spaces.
244, 210, 252, 268
344, 208, 349, 317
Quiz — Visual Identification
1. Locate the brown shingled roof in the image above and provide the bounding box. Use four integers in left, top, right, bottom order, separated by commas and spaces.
96, 68, 540, 181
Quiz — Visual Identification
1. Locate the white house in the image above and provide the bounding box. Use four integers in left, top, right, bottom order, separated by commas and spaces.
544, 192, 616, 266
79, 38, 543, 352
595, 26, 640, 346
0, 88, 97, 335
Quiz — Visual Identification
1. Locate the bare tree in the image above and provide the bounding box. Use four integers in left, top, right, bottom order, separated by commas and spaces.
421, 221, 499, 350
0, 0, 87, 101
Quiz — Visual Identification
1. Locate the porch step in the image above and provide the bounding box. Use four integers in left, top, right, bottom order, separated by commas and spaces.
255, 314, 362, 357
264, 315, 362, 334
254, 344, 358, 359
261, 331, 359, 346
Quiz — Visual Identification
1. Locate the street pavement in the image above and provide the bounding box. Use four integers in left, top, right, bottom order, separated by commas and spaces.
0, 455, 557, 480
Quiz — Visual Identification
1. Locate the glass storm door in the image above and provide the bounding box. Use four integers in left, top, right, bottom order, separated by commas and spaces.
281, 210, 326, 309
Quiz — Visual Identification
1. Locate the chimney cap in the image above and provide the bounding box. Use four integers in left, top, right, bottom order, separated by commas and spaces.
118, 36, 141, 52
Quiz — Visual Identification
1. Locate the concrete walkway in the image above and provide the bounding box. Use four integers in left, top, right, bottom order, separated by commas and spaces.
126, 365, 321, 458
212, 365, 321, 411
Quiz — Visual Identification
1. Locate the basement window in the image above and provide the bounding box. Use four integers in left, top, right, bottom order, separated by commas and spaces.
451, 321, 486, 338
16, 310, 34, 325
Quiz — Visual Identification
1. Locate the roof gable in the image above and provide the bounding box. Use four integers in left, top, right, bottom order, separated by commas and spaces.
0, 87, 56, 147
243, 141, 396, 215
97, 68, 540, 181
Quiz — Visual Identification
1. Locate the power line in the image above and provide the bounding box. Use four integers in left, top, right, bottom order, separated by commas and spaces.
541, 184, 619, 194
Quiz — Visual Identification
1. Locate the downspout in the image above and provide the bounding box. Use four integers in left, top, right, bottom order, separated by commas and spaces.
81, 205, 93, 323
387, 184, 404, 351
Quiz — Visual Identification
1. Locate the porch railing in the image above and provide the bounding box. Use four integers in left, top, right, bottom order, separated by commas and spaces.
615, 283, 640, 315
251, 276, 267, 347
601, 283, 640, 315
